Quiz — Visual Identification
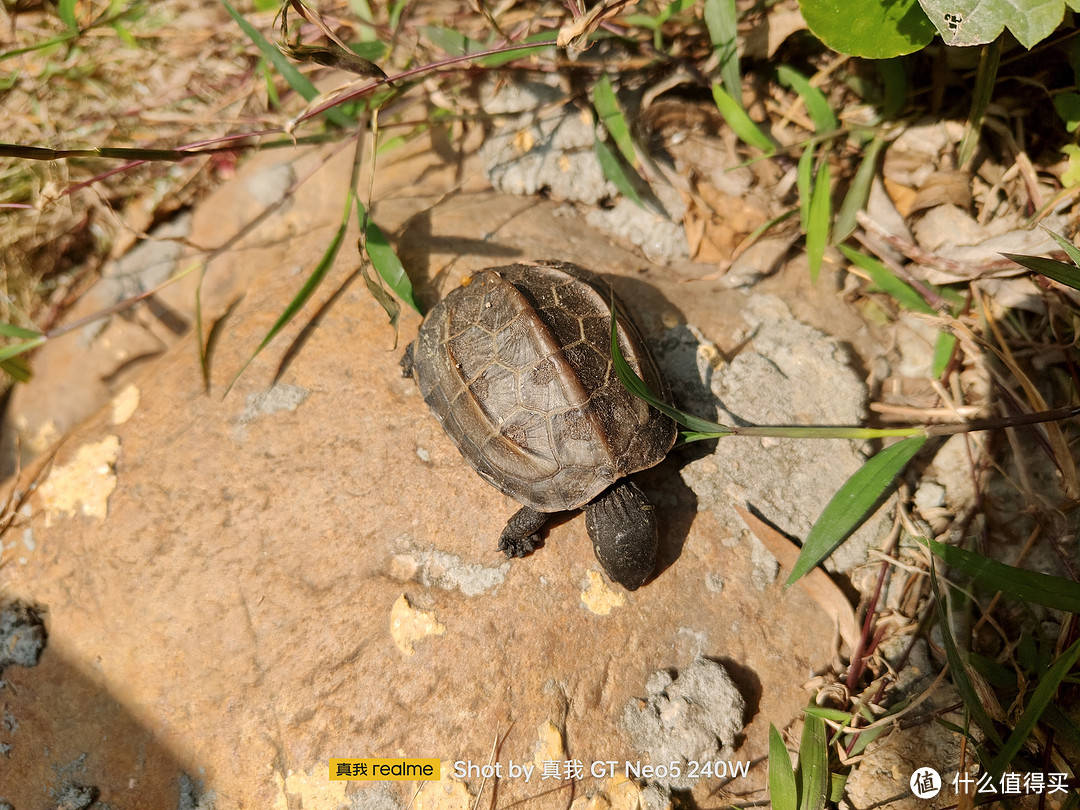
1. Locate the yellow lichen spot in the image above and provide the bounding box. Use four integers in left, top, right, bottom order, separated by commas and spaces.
110, 384, 141, 425
390, 594, 445, 656
39, 436, 120, 527
273, 765, 348, 810
570, 794, 611, 810
513, 129, 535, 153
532, 721, 567, 770
17, 416, 59, 456
607, 775, 650, 810
580, 570, 625, 615
416, 763, 472, 810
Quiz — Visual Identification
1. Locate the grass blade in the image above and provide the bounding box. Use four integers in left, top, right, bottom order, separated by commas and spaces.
57, 0, 79, 31
1004, 252, 1080, 292
834, 137, 883, 241
797, 146, 814, 232
0, 336, 47, 362
225, 191, 352, 394
777, 65, 837, 134
1045, 228, 1080, 266
797, 710, 828, 810
840, 245, 934, 314
988, 637, 1080, 776
787, 436, 925, 584
704, 0, 741, 107
806, 160, 831, 280
923, 538, 1080, 613
932, 332, 956, 378
710, 83, 775, 154
593, 75, 637, 167
419, 24, 485, 56
363, 216, 421, 315
1, 356, 32, 383
610, 308, 734, 436
0, 323, 44, 340
768, 725, 798, 810
930, 562, 1005, 749
593, 136, 646, 208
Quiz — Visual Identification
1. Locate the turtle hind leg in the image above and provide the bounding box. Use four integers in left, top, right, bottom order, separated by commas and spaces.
584, 480, 658, 591
498, 507, 550, 558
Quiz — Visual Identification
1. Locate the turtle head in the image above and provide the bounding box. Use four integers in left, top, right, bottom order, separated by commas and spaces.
584, 480, 658, 590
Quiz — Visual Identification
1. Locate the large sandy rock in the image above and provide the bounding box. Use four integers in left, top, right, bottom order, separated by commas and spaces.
0, 138, 858, 808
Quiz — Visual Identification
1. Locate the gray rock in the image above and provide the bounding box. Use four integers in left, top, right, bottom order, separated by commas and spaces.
622, 658, 745, 789
680, 295, 891, 573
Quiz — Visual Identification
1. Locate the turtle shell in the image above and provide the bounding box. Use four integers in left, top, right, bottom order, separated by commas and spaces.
411, 260, 676, 513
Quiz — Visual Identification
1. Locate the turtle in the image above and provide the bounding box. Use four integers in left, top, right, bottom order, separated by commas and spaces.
403, 260, 677, 590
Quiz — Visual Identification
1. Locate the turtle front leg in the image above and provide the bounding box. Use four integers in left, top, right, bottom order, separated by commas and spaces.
498, 507, 550, 558
584, 480, 658, 591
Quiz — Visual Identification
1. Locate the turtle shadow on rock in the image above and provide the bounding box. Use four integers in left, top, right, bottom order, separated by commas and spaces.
602, 272, 728, 587
394, 203, 527, 312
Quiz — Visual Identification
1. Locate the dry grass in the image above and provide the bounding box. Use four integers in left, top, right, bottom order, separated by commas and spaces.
0, 0, 296, 328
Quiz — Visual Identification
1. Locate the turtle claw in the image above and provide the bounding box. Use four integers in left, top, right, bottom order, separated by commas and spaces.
499, 533, 539, 558
498, 506, 550, 558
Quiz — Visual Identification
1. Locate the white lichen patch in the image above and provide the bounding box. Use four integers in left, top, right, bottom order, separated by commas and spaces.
109, 384, 141, 425
580, 570, 625, 615
390, 594, 445, 656
39, 436, 120, 527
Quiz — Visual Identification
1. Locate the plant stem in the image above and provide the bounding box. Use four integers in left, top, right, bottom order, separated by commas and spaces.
958, 37, 1002, 170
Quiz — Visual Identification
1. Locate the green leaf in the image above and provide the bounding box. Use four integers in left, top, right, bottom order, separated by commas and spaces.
930, 562, 1005, 749
1062, 145, 1080, 187
841, 245, 934, 314
1053, 92, 1080, 133
768, 725, 798, 810
220, 0, 352, 128
704, 0, 741, 108
777, 66, 837, 134
1003, 252, 1080, 292
834, 137, 884, 242
806, 160, 831, 281
787, 436, 926, 584
592, 75, 637, 167
918, 0, 1072, 48
797, 711, 829, 810
798, 0, 934, 57
362, 212, 421, 315
923, 538, 1080, 613
710, 83, 774, 154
